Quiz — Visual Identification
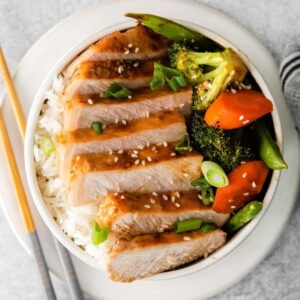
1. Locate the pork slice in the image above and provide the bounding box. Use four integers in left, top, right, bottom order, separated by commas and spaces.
57, 110, 187, 179
63, 25, 170, 78
97, 191, 230, 235
62, 60, 155, 102
64, 87, 192, 131
106, 229, 226, 282
67, 147, 202, 206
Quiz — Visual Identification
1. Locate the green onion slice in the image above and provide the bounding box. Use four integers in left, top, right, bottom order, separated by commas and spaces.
39, 136, 55, 156
91, 121, 103, 134
191, 176, 214, 205
175, 134, 193, 153
201, 161, 229, 188
174, 218, 202, 233
103, 83, 132, 99
150, 62, 187, 92
200, 223, 216, 233
91, 222, 109, 246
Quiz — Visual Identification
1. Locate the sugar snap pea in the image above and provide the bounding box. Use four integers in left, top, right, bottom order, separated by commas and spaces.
225, 201, 263, 233
126, 13, 215, 50
252, 119, 287, 170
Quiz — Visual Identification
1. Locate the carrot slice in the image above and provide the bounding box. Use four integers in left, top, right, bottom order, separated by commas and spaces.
212, 161, 269, 213
204, 90, 273, 129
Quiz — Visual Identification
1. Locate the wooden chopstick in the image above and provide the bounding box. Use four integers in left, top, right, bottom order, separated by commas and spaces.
0, 47, 83, 300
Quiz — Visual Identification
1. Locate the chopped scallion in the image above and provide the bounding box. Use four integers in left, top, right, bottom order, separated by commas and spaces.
103, 83, 132, 99
174, 218, 202, 233
91, 121, 103, 134
150, 62, 187, 92
200, 223, 216, 233
175, 134, 193, 153
191, 176, 214, 205
39, 136, 55, 156
201, 161, 229, 188
91, 222, 109, 246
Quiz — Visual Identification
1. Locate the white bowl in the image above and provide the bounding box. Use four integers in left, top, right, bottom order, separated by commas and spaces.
24, 19, 282, 280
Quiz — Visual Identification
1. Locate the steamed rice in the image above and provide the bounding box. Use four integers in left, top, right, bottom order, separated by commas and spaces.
34, 76, 107, 267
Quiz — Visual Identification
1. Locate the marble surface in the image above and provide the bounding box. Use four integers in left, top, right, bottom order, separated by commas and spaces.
0, 0, 299, 299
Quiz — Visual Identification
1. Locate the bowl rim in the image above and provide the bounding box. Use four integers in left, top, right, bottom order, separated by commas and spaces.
24, 19, 282, 280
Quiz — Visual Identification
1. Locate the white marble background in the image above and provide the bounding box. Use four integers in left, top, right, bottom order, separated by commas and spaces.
0, 0, 299, 299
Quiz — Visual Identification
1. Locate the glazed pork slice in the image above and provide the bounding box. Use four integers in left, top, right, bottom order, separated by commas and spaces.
63, 25, 170, 78
67, 145, 202, 206
106, 229, 226, 282
64, 87, 192, 131
97, 191, 230, 235
57, 110, 187, 179
62, 59, 155, 102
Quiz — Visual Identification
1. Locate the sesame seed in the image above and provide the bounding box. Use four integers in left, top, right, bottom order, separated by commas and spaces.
117, 149, 123, 154
243, 192, 250, 196
109, 150, 113, 155
131, 153, 138, 158
152, 146, 156, 151
171, 196, 176, 203
137, 145, 144, 150
145, 111, 150, 118
87, 99, 94, 105
183, 236, 191, 241
176, 192, 180, 198
76, 155, 80, 161
114, 192, 119, 196
150, 198, 156, 204
141, 160, 146, 166
122, 120, 127, 125
144, 204, 151, 209
147, 156, 152, 162
231, 88, 237, 94
124, 50, 130, 55
163, 141, 168, 147
183, 173, 189, 178
170, 152, 176, 157
128, 43, 133, 48
239, 115, 245, 121
133, 150, 138, 154
134, 159, 140, 165
114, 157, 119, 162
242, 120, 250, 125
146, 141, 150, 147
252, 181, 257, 188
133, 62, 139, 67
231, 205, 236, 209
135, 47, 140, 53
198, 194, 202, 200
115, 118, 119, 124
118, 65, 124, 74
175, 203, 180, 208
127, 95, 132, 99
162, 194, 168, 201
242, 172, 247, 178
152, 192, 158, 196
120, 195, 125, 199
179, 104, 185, 108
241, 161, 246, 164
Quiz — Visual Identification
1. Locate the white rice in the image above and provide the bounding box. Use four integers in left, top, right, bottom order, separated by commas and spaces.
34, 76, 106, 268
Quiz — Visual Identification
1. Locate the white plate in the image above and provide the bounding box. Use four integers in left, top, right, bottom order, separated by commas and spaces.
0, 0, 299, 299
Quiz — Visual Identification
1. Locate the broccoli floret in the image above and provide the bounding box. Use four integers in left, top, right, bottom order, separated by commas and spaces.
169, 43, 247, 111
189, 112, 256, 172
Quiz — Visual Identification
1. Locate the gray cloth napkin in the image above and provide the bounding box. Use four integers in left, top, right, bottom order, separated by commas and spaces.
280, 41, 300, 132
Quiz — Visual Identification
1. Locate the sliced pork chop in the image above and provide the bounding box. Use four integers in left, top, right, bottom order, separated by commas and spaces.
63, 25, 170, 78
64, 87, 192, 131
62, 60, 155, 102
97, 191, 230, 235
106, 229, 226, 282
57, 110, 187, 179
67, 146, 202, 206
